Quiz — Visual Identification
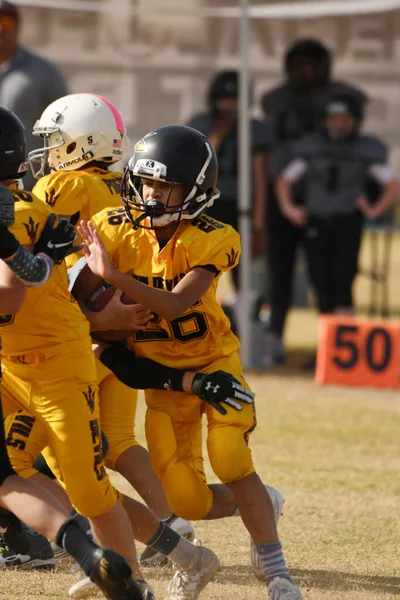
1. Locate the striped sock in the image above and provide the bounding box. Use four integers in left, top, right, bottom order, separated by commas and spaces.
256, 541, 291, 584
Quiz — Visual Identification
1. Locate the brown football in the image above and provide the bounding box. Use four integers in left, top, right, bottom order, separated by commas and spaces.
90, 285, 137, 342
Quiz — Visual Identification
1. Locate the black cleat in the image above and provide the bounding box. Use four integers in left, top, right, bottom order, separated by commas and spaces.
69, 548, 143, 600
0, 515, 55, 570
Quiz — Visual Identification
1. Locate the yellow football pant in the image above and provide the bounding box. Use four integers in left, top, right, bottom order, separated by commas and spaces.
144, 352, 256, 521
1, 339, 117, 518
96, 360, 139, 470
3, 357, 138, 483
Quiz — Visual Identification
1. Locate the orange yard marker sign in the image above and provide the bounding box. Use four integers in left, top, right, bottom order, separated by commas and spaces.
316, 315, 400, 389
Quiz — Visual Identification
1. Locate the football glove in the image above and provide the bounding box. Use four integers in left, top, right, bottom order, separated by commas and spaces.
35, 214, 82, 264
191, 370, 255, 415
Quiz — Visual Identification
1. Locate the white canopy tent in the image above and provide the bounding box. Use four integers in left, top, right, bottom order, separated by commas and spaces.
13, 0, 400, 17
14, 0, 400, 367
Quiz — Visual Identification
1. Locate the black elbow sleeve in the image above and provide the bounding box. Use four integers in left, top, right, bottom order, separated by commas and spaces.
100, 344, 184, 392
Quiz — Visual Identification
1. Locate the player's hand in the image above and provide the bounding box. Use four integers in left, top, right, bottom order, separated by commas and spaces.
191, 370, 255, 415
78, 220, 114, 280
356, 195, 379, 220
93, 289, 153, 332
35, 214, 82, 264
283, 205, 308, 228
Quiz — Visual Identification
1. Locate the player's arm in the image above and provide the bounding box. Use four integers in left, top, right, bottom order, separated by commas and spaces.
94, 341, 254, 415
357, 164, 398, 220
78, 220, 216, 321
72, 264, 153, 332
0, 214, 81, 289
0, 224, 54, 288
276, 159, 309, 228
0, 258, 26, 313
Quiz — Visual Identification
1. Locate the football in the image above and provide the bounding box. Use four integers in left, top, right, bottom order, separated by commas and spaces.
90, 285, 137, 342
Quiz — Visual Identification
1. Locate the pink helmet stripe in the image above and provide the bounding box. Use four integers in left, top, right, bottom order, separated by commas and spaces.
92, 94, 125, 134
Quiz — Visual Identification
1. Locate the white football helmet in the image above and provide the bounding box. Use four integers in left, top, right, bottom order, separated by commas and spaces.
29, 93, 127, 178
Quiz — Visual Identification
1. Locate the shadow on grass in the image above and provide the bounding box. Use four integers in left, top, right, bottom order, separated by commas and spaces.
293, 568, 400, 595
191, 565, 400, 594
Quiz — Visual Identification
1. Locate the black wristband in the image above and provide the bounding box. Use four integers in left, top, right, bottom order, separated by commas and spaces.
100, 344, 184, 391
4, 247, 53, 286
0, 225, 19, 259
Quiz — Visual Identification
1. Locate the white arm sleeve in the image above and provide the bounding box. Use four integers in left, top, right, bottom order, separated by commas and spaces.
368, 164, 395, 185
281, 159, 309, 182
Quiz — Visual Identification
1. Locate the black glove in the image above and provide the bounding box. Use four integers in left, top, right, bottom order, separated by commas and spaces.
191, 370, 255, 415
35, 214, 82, 264
0, 224, 19, 259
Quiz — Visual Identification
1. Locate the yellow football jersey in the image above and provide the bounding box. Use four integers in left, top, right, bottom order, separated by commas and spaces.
91, 208, 241, 371
33, 167, 124, 267
0, 184, 90, 356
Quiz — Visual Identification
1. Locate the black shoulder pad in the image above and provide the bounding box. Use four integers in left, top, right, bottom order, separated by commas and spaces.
355, 135, 388, 163
290, 133, 324, 158
261, 85, 290, 116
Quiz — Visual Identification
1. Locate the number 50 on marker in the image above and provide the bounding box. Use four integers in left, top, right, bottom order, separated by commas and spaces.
316, 316, 400, 389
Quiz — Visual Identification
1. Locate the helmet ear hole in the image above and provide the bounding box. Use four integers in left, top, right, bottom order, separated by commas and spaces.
66, 142, 76, 155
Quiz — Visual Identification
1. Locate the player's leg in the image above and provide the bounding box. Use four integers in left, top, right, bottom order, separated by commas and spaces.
0, 393, 141, 599
265, 195, 302, 366
98, 363, 194, 567
304, 218, 334, 314
1, 348, 142, 577
332, 213, 363, 314
4, 409, 71, 509
2, 399, 57, 568
99, 362, 174, 518
204, 355, 303, 599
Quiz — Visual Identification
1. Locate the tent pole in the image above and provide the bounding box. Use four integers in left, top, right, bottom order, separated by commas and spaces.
238, 0, 252, 369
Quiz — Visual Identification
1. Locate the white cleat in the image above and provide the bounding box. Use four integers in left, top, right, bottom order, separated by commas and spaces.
68, 576, 155, 599
165, 540, 220, 600
140, 517, 194, 568
68, 576, 97, 599
250, 485, 285, 582
268, 577, 303, 599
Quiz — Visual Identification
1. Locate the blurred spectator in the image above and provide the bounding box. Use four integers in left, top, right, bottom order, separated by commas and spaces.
276, 92, 398, 320
186, 71, 268, 330
0, 1, 68, 189
257, 39, 367, 367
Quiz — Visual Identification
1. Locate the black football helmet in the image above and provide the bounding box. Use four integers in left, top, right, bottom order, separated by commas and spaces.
285, 39, 331, 88
0, 107, 28, 180
122, 125, 220, 229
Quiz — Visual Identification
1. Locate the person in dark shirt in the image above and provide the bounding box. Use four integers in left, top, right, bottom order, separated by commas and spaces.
186, 71, 268, 330
257, 39, 367, 367
276, 91, 398, 318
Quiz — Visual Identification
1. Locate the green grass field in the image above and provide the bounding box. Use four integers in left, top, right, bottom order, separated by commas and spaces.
1, 371, 399, 600
0, 234, 399, 599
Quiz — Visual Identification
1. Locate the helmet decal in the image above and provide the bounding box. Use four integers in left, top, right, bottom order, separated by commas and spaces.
92, 94, 125, 134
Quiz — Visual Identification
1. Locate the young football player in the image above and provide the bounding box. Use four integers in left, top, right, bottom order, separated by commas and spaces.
0, 105, 230, 600
4, 97, 256, 600
75, 124, 304, 600
28, 94, 195, 555
0, 107, 143, 599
